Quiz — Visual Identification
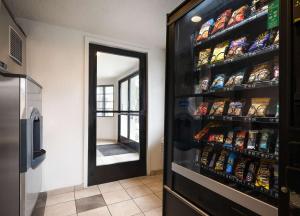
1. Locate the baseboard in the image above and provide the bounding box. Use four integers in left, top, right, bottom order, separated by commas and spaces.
150, 169, 163, 176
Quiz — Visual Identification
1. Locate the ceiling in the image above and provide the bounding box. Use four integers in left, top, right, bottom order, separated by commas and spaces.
5, 0, 184, 48
97, 52, 139, 79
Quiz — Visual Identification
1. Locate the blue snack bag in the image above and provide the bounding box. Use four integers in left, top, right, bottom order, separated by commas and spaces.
226, 152, 237, 174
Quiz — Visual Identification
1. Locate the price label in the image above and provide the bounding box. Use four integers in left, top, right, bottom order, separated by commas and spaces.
268, 0, 280, 29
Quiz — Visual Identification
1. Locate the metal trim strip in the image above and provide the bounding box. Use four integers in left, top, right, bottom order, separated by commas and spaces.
172, 162, 278, 216
164, 185, 209, 216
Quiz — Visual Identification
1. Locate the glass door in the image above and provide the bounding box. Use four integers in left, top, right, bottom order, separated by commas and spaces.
170, 0, 280, 215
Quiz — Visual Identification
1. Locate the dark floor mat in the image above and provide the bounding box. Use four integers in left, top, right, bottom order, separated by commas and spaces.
97, 144, 137, 156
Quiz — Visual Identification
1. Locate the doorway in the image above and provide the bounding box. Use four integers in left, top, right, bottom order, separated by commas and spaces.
88, 43, 147, 185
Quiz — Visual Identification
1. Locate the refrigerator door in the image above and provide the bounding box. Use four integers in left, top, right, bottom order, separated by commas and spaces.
0, 74, 20, 216
165, 0, 282, 215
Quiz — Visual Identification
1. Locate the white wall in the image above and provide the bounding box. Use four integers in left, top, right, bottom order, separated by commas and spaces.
19, 19, 165, 191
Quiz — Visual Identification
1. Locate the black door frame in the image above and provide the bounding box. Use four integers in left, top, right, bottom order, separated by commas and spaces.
88, 43, 147, 185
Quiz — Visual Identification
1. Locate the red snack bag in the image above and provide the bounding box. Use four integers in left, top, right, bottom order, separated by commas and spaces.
211, 9, 232, 35
227, 5, 249, 27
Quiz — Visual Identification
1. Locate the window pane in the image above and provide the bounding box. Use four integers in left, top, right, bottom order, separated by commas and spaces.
105, 94, 113, 102
120, 81, 128, 111
129, 115, 139, 142
97, 86, 103, 94
97, 102, 103, 110
130, 75, 139, 111
105, 86, 114, 94
105, 102, 113, 110
97, 94, 104, 101
105, 112, 114, 117
97, 112, 104, 117
120, 115, 128, 137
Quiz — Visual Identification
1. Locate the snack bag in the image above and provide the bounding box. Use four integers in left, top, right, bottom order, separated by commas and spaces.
197, 48, 211, 67
209, 101, 225, 116
246, 162, 257, 183
226, 37, 249, 59
194, 102, 209, 116
227, 5, 249, 27
248, 31, 270, 52
209, 153, 217, 168
235, 157, 249, 180
275, 103, 279, 118
200, 145, 213, 166
235, 131, 247, 151
215, 150, 228, 171
273, 30, 279, 44
208, 134, 224, 143
227, 101, 244, 116
273, 164, 279, 190
211, 9, 232, 34
248, 63, 271, 83
226, 152, 237, 174
196, 19, 214, 42
251, 0, 269, 13
272, 59, 279, 81
247, 130, 259, 150
247, 98, 270, 117
224, 131, 234, 148
258, 130, 274, 152
225, 71, 245, 87
210, 74, 225, 90
211, 42, 229, 63
255, 160, 273, 190
199, 76, 210, 93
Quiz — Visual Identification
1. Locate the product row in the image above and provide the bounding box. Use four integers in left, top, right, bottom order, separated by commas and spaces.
196, 30, 278, 67
195, 0, 270, 43
195, 58, 278, 93
197, 146, 278, 191
194, 98, 278, 118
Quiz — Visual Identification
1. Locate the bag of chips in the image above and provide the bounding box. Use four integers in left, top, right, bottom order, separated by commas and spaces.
209, 101, 225, 116
196, 19, 214, 42
208, 134, 224, 143
251, 0, 269, 13
225, 71, 245, 87
199, 76, 210, 93
211, 41, 229, 63
247, 98, 270, 117
227, 101, 244, 116
209, 153, 217, 168
275, 103, 279, 118
246, 162, 257, 183
235, 131, 247, 151
247, 130, 259, 150
272, 59, 279, 81
201, 145, 213, 166
226, 37, 249, 59
248, 63, 271, 83
273, 30, 279, 44
197, 48, 211, 67
227, 5, 249, 27
211, 9, 232, 35
255, 160, 273, 190
226, 152, 237, 174
210, 74, 225, 90
248, 32, 270, 52
258, 130, 274, 152
224, 131, 234, 148
235, 157, 249, 180
194, 102, 209, 116
215, 150, 228, 171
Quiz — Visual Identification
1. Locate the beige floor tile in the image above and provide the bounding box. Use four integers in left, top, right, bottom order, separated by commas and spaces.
98, 181, 123, 193
126, 185, 153, 198
140, 176, 161, 185
44, 200, 76, 216
146, 181, 163, 193
144, 207, 162, 216
102, 189, 131, 205
133, 214, 145, 216
75, 184, 84, 191
48, 186, 74, 196
119, 178, 143, 189
46, 192, 75, 206
77, 206, 111, 216
75, 186, 100, 200
134, 194, 162, 212
108, 200, 141, 216
154, 191, 162, 200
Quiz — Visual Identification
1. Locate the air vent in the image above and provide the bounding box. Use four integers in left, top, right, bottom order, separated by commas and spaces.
9, 26, 23, 65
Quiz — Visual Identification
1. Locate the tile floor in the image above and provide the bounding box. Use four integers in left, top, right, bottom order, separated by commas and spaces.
35, 174, 163, 216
